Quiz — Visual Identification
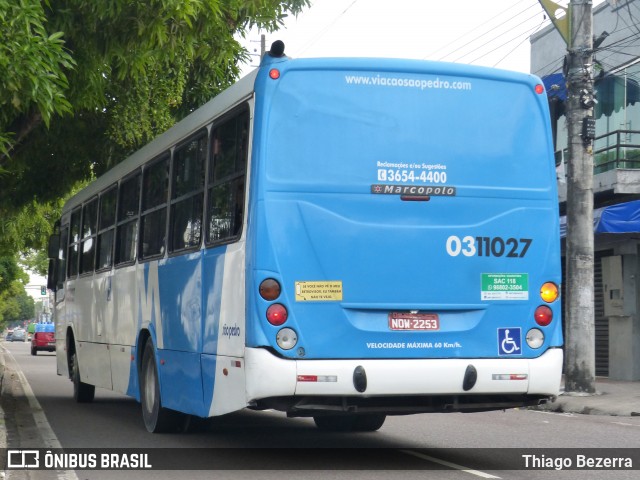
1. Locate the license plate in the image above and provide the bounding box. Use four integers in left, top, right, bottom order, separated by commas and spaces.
388, 312, 440, 331
48, 342, 55, 346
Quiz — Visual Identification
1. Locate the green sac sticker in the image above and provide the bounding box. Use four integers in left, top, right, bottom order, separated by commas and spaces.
481, 273, 529, 300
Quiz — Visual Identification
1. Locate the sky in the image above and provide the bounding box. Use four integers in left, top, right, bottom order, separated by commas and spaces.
239, 0, 607, 76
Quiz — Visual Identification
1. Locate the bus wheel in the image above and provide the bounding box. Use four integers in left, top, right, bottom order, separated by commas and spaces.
140, 340, 184, 433
313, 414, 386, 432
352, 414, 386, 432
71, 353, 95, 403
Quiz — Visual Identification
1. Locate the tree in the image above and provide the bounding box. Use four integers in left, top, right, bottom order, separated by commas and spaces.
0, 0, 309, 240
0, 0, 74, 158
0, 255, 32, 327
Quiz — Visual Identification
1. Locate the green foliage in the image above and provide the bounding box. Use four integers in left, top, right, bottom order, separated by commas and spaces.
0, 0, 309, 262
0, 0, 75, 131
0, 255, 33, 326
0, 256, 28, 291
0, 279, 35, 327
0, 0, 309, 178
0, 197, 64, 257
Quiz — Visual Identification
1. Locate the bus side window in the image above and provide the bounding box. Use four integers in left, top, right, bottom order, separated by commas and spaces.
207, 107, 249, 245
115, 172, 141, 265
170, 133, 206, 252
97, 185, 117, 270
67, 208, 81, 278
141, 155, 169, 259
80, 197, 98, 274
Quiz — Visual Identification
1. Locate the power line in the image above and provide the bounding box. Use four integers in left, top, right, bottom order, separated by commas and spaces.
537, 22, 640, 79
296, 0, 359, 56
493, 18, 548, 68
437, 1, 542, 63
448, 8, 546, 64
423, 0, 533, 60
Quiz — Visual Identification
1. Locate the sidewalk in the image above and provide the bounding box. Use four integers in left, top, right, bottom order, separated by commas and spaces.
537, 376, 640, 416
1, 347, 6, 450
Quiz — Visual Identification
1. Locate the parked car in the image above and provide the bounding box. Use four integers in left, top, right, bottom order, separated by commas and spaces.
5, 328, 14, 341
11, 328, 26, 342
31, 323, 55, 355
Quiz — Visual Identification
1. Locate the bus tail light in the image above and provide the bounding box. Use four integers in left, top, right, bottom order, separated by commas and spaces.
259, 278, 281, 300
276, 328, 298, 350
540, 282, 559, 303
269, 69, 280, 80
266, 303, 288, 325
534, 305, 553, 326
526, 328, 545, 349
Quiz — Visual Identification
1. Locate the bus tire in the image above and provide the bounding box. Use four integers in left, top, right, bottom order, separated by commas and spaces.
72, 353, 95, 403
313, 414, 386, 432
140, 340, 184, 433
352, 414, 386, 432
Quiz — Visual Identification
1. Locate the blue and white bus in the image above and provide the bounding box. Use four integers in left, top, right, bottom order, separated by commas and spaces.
47, 42, 563, 433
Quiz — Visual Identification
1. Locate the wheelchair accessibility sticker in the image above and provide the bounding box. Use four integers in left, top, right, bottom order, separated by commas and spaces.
498, 328, 522, 356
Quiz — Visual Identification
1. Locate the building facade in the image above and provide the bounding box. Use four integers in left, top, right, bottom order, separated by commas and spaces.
531, 0, 640, 380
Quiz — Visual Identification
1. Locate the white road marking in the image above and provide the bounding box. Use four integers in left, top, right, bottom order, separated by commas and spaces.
611, 421, 640, 428
400, 449, 501, 478
2, 346, 79, 480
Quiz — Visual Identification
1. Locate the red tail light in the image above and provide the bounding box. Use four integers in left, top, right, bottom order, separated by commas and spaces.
259, 278, 281, 301
534, 305, 553, 326
266, 303, 288, 325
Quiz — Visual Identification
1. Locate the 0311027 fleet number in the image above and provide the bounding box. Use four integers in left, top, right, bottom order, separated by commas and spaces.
446, 235, 532, 258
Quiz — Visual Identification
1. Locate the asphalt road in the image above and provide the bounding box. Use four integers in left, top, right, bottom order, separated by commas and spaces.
2, 340, 639, 480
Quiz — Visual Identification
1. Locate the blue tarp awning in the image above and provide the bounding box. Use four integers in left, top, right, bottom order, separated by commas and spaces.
560, 200, 640, 238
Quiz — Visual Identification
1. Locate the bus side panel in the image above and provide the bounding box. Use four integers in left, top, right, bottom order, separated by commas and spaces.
76, 341, 112, 389
110, 344, 134, 395
202, 354, 247, 417
114, 265, 140, 346
156, 349, 204, 416
202, 243, 248, 416
137, 254, 204, 415
201, 245, 227, 355
55, 289, 69, 377
93, 271, 113, 343
157, 252, 202, 353
65, 274, 113, 389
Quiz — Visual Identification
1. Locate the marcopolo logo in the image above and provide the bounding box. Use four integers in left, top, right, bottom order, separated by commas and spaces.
222, 324, 241, 339
371, 184, 456, 197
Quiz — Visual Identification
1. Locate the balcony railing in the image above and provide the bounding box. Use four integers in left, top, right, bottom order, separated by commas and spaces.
594, 129, 640, 173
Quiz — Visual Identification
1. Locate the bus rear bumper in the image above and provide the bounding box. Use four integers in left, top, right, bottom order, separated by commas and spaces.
245, 348, 563, 410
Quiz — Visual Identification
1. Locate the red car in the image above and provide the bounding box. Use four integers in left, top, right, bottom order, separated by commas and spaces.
31, 323, 55, 355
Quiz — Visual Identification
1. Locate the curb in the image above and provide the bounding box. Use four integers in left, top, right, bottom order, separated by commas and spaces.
1, 345, 7, 451
535, 389, 640, 417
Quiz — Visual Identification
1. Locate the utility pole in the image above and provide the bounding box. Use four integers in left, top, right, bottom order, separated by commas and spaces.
539, 0, 596, 393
